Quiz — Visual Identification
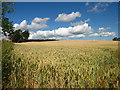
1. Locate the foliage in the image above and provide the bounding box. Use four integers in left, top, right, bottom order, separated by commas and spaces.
1, 2, 15, 38
12, 29, 29, 43
22, 30, 29, 41
1, 2, 30, 42
2, 2, 15, 17
113, 37, 120, 41
2, 17, 14, 37
4, 41, 119, 88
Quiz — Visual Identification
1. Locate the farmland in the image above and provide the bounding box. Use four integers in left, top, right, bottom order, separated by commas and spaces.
3, 40, 120, 88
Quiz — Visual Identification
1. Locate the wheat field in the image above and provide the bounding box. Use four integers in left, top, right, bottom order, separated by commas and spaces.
5, 40, 119, 88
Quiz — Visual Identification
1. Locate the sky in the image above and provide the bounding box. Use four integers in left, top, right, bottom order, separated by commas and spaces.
6, 2, 118, 40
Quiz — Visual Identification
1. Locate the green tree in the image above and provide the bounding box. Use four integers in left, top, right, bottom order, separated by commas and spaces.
22, 30, 29, 41
12, 29, 22, 42
12, 29, 29, 43
1, 2, 15, 39
1, 2, 30, 42
2, 17, 14, 38
113, 37, 118, 41
2, 2, 15, 17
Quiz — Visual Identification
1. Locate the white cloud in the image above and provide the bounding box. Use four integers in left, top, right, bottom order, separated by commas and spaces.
29, 23, 93, 39
89, 31, 115, 37
55, 12, 81, 22
13, 20, 27, 30
89, 26, 115, 37
99, 32, 115, 37
32, 17, 50, 24
68, 34, 85, 39
89, 33, 100, 37
89, 27, 116, 37
87, 3, 110, 13
0, 26, 2, 32
13, 17, 50, 30
0, 33, 10, 40
69, 23, 93, 34
27, 22, 48, 30
71, 18, 90, 26
85, 18, 90, 23
98, 27, 111, 32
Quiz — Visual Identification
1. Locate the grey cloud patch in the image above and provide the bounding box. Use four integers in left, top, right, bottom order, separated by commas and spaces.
71, 18, 90, 26
87, 2, 110, 13
85, 2, 89, 6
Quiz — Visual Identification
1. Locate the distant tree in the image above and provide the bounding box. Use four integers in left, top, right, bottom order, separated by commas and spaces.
22, 30, 29, 41
113, 37, 118, 41
113, 37, 120, 41
12, 29, 29, 43
12, 29, 22, 42
118, 38, 120, 41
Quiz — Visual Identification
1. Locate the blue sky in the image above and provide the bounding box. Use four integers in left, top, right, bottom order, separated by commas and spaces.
6, 2, 118, 40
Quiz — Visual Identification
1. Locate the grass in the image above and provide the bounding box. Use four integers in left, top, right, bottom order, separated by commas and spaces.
2, 40, 120, 88
2, 40, 14, 88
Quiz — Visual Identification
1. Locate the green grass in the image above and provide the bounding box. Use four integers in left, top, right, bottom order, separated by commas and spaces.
2, 41, 120, 88
2, 40, 14, 88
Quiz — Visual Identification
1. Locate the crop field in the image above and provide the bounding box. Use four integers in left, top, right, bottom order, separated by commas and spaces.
3, 40, 120, 88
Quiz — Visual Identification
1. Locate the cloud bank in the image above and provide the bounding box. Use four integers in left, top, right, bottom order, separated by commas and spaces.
29, 23, 93, 39
55, 12, 81, 22
12, 15, 115, 40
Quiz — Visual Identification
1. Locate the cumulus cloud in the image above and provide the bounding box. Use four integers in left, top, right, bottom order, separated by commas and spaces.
71, 18, 90, 26
98, 27, 111, 32
0, 27, 2, 33
68, 34, 85, 39
32, 17, 50, 24
87, 2, 110, 13
13, 17, 50, 30
55, 12, 81, 22
69, 23, 92, 34
0, 29, 10, 40
99, 32, 115, 37
89, 33, 99, 37
29, 23, 93, 39
89, 27, 115, 37
89, 32, 115, 37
